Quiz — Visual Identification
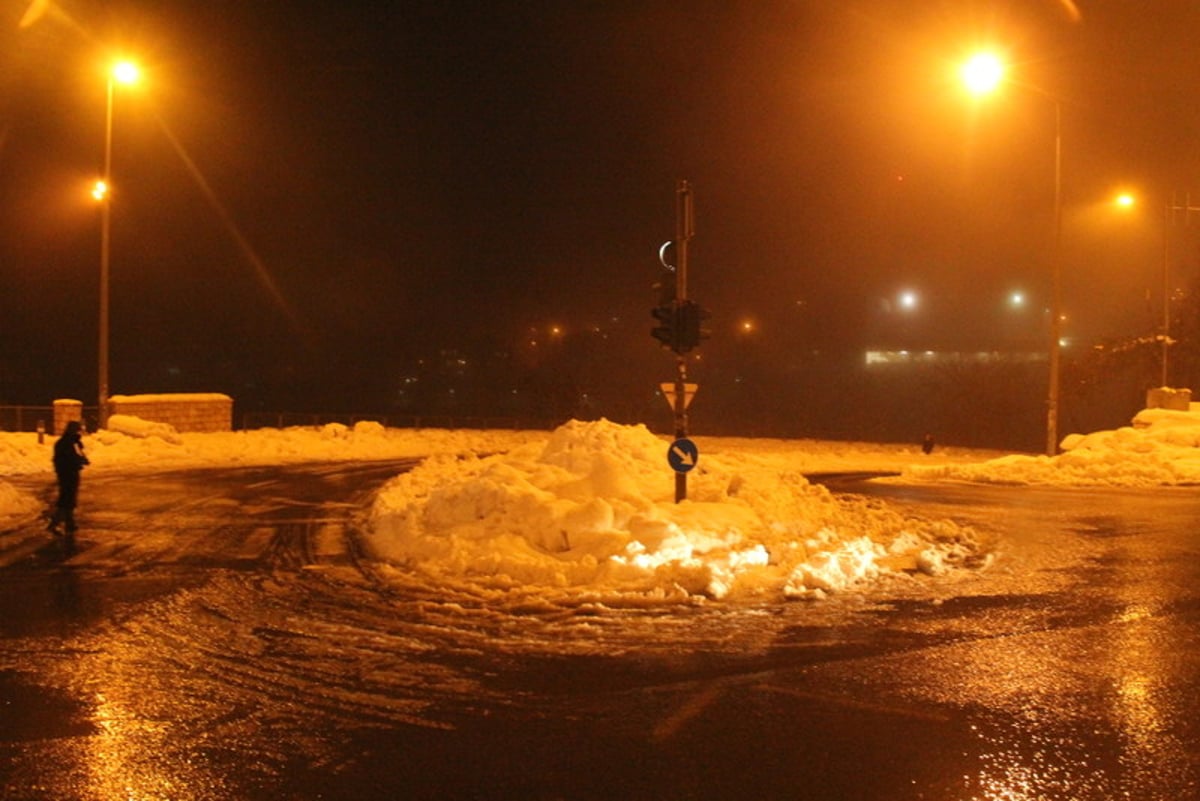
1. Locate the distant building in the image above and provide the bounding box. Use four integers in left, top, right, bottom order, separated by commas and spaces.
863, 349, 1045, 367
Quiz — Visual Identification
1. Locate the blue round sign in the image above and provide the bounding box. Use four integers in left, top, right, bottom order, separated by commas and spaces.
667, 438, 699, 473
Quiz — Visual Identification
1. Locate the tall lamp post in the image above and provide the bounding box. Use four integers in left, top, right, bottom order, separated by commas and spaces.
94, 59, 139, 429
1162, 194, 1200, 387
1114, 192, 1199, 388
961, 53, 1064, 456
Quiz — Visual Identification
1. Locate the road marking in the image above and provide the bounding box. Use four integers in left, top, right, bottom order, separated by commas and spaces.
651, 683, 723, 743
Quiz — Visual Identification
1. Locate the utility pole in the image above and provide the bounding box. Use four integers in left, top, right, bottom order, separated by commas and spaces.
672, 180, 694, 503
1162, 193, 1200, 388
650, 182, 707, 502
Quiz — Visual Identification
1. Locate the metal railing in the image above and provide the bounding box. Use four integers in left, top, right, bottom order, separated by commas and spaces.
0, 405, 55, 433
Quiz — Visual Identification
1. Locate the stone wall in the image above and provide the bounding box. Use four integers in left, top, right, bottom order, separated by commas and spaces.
108, 393, 234, 433
52, 399, 84, 435
1146, 387, 1192, 411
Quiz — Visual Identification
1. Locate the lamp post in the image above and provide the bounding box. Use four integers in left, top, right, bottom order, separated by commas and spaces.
1047, 99, 1063, 456
961, 52, 1064, 456
1114, 191, 1199, 389
96, 59, 139, 429
1161, 194, 1200, 387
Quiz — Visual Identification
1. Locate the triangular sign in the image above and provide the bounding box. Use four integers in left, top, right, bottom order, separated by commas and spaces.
660, 382, 698, 410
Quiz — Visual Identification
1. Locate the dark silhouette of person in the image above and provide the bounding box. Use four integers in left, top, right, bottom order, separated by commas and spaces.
48, 420, 89, 538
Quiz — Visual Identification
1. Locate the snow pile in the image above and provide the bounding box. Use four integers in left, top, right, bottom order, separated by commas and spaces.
907, 407, 1200, 487
367, 418, 985, 602
0, 434, 54, 475
105, 414, 183, 445
0, 421, 542, 477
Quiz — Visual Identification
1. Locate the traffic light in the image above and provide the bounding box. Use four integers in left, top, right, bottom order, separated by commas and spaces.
652, 301, 711, 353
651, 303, 677, 349
677, 301, 711, 352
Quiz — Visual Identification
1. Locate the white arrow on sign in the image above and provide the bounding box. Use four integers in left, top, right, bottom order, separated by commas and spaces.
671, 443, 696, 467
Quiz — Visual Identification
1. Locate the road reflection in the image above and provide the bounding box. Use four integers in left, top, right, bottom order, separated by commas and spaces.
957, 565, 1199, 799
77, 688, 235, 801
3, 464, 1200, 799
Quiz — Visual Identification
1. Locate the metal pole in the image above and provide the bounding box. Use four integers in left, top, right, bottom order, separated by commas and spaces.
1160, 194, 1200, 389
1046, 100, 1062, 456
98, 76, 113, 430
1162, 199, 1171, 388
674, 180, 693, 503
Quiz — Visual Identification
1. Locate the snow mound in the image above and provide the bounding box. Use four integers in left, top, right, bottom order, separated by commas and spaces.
906, 406, 1200, 486
367, 418, 987, 602
103, 414, 183, 445
0, 433, 56, 476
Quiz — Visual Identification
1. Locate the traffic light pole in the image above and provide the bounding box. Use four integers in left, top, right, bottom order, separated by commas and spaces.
673, 180, 693, 503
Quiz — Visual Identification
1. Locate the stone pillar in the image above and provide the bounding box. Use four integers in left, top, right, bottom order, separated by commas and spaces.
52, 399, 84, 434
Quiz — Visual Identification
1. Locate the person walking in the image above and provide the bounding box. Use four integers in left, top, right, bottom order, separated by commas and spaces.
48, 420, 89, 539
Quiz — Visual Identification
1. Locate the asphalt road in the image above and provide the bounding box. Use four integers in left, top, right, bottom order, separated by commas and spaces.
1, 463, 1199, 800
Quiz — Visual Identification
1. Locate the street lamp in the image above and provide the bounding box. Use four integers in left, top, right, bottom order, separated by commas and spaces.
961, 51, 1063, 456
97, 58, 139, 429
1114, 191, 1199, 388
1157, 195, 1200, 388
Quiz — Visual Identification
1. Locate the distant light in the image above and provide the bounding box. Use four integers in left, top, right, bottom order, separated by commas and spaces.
1115, 192, 1135, 209
91, 180, 108, 201
899, 291, 918, 310
961, 52, 1005, 95
1010, 291, 1025, 307
112, 60, 140, 85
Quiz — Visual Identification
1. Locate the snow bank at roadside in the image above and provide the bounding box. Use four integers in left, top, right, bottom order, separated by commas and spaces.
0, 420, 542, 524
906, 407, 1200, 486
0, 421, 543, 478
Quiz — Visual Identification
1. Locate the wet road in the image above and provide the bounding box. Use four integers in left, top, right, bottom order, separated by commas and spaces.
1, 463, 1199, 800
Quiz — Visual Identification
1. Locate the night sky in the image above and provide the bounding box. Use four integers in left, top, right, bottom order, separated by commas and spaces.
2, 1, 1200, 430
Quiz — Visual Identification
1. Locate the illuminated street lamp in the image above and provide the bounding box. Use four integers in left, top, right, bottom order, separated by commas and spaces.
962, 51, 1063, 456
1114, 191, 1200, 387
97, 58, 139, 428
960, 52, 1005, 95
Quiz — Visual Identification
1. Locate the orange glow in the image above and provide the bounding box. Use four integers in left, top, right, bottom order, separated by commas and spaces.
961, 52, 1005, 96
111, 60, 140, 85
92, 180, 108, 201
